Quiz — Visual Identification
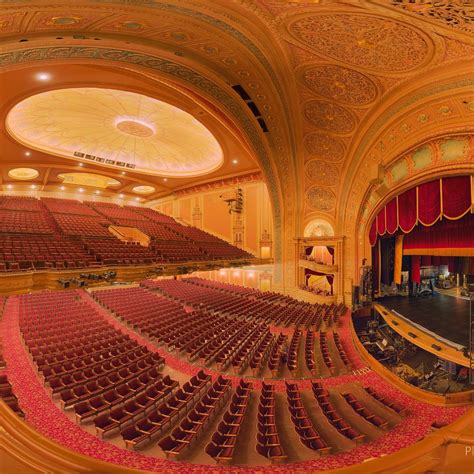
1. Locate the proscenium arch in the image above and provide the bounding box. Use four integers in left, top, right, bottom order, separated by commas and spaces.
337, 61, 474, 294
357, 135, 473, 266
0, 45, 284, 270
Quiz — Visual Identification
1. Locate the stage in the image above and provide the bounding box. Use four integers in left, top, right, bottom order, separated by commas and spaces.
379, 292, 470, 348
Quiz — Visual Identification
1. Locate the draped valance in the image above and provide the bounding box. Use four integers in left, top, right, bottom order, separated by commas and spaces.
369, 175, 473, 246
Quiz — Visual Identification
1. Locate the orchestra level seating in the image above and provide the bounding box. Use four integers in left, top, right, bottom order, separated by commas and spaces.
0, 195, 253, 271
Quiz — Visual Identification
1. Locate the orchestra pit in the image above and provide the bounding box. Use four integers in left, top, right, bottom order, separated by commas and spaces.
0, 1, 472, 473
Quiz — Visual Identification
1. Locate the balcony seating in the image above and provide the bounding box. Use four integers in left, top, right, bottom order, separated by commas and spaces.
205, 379, 252, 465
0, 374, 25, 418
341, 392, 389, 430
256, 382, 287, 463
159, 376, 232, 458
313, 384, 365, 444
320, 332, 335, 374
18, 290, 170, 427
364, 387, 408, 416
286, 382, 331, 455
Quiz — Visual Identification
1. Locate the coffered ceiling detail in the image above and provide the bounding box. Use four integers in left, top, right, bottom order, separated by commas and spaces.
285, 13, 434, 73
299, 64, 379, 106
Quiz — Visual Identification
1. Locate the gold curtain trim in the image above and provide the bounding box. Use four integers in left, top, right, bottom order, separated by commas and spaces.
443, 206, 472, 221
403, 248, 474, 256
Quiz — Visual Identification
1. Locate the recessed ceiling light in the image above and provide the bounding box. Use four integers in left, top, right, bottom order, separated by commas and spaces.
95, 190, 100, 194
135, 197, 140, 201
121, 171, 126, 175
78, 188, 84, 193
163, 178, 168, 182
7, 184, 12, 189
119, 194, 124, 198
31, 184, 37, 189
36, 72, 51, 81
232, 159, 238, 164
60, 186, 65, 191
25, 151, 31, 156
79, 162, 83, 167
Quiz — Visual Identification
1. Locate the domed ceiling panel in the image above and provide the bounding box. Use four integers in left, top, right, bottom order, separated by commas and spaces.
6, 88, 224, 178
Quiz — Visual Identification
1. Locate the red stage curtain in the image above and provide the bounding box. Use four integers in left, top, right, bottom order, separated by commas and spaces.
421, 255, 432, 266
432, 256, 440, 266
442, 176, 471, 219
403, 213, 474, 255
377, 207, 386, 235
369, 220, 377, 246
398, 188, 418, 233
448, 257, 458, 273
418, 180, 441, 226
411, 256, 421, 284
373, 241, 380, 294
386, 198, 398, 234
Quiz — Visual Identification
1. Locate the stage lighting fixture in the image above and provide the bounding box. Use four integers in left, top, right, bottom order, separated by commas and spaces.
408, 332, 417, 338
391, 320, 399, 326
431, 344, 442, 351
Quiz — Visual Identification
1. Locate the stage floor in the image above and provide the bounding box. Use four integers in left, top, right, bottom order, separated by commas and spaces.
380, 292, 469, 348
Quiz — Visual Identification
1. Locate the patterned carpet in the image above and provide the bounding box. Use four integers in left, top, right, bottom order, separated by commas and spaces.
1, 294, 468, 473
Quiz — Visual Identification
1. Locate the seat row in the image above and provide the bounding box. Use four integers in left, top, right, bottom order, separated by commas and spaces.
205, 379, 253, 464
159, 375, 232, 458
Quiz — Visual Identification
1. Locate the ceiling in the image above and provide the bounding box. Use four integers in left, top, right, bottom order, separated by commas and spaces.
0, 63, 259, 202
0, 0, 472, 215
6, 87, 224, 178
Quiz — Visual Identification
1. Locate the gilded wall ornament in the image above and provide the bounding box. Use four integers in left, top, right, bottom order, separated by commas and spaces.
300, 64, 378, 106
303, 100, 356, 134
306, 186, 336, 211
304, 133, 345, 162
390, 0, 474, 34
287, 13, 430, 72
305, 160, 339, 186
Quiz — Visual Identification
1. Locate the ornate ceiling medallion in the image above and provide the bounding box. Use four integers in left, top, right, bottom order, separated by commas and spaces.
286, 13, 432, 73
299, 64, 378, 106
306, 186, 336, 212
133, 185, 156, 194
8, 168, 39, 180
57, 173, 120, 189
303, 100, 356, 134
390, 0, 474, 34
303, 133, 345, 162
305, 160, 339, 186
6, 88, 224, 178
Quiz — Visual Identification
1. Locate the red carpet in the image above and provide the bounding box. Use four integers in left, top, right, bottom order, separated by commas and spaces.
1, 294, 468, 473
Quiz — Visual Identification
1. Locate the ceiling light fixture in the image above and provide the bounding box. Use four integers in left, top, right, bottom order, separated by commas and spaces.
163, 178, 168, 182
119, 194, 124, 198
95, 190, 100, 194
25, 151, 31, 156
121, 171, 126, 175
36, 72, 51, 81
135, 197, 140, 201
78, 188, 84, 193
232, 159, 238, 164
7, 184, 12, 189
60, 186, 65, 191
31, 184, 37, 189
79, 162, 83, 167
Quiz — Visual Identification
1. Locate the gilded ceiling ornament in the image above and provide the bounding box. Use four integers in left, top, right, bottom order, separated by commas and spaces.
300, 65, 378, 106
287, 13, 430, 72
6, 88, 224, 178
303, 100, 356, 134
304, 133, 345, 162
306, 186, 336, 212
390, 0, 474, 34
305, 160, 339, 186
